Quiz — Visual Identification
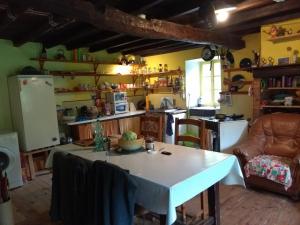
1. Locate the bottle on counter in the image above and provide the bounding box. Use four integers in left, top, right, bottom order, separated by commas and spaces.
164, 64, 168, 72
158, 64, 163, 72
94, 120, 104, 152
145, 95, 150, 112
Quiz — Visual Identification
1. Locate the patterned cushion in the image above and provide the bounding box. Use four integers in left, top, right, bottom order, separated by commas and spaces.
244, 155, 292, 190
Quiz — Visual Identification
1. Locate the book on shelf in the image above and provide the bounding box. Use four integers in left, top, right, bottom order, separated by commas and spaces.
267, 76, 298, 88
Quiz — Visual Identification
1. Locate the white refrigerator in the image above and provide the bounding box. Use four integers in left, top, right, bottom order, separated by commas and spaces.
8, 75, 59, 152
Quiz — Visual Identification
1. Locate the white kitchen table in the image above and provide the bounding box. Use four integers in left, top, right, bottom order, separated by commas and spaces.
47, 142, 244, 225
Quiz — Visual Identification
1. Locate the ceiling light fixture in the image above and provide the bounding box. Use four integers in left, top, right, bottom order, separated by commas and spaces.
214, 1, 236, 23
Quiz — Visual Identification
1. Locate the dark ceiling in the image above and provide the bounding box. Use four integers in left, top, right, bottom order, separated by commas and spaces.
0, 0, 299, 56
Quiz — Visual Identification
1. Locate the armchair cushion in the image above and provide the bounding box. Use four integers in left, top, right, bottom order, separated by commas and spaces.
244, 155, 292, 190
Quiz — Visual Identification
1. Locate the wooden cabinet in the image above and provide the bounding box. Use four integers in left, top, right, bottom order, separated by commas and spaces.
252, 64, 300, 118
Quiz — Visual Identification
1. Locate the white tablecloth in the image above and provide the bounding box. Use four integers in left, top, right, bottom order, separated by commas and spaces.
47, 142, 244, 225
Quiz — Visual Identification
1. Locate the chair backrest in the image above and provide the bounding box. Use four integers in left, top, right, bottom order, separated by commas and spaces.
140, 113, 163, 141
175, 118, 205, 149
249, 113, 300, 158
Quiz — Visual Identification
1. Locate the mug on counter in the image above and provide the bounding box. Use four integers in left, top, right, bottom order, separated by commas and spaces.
145, 139, 155, 150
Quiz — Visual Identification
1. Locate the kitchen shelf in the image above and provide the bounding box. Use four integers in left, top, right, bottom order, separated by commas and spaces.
223, 67, 252, 72
252, 64, 300, 78
267, 87, 300, 90
267, 33, 300, 43
50, 69, 181, 77
55, 89, 107, 94
262, 105, 300, 108
219, 91, 249, 95
31, 57, 144, 70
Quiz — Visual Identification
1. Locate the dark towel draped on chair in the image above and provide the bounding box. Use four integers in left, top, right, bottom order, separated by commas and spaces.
89, 160, 137, 225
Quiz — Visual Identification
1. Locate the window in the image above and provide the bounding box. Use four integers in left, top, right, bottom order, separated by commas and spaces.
200, 60, 221, 107
185, 58, 221, 108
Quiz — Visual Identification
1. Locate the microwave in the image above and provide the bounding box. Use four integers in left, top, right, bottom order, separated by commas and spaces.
112, 101, 129, 114
107, 92, 127, 104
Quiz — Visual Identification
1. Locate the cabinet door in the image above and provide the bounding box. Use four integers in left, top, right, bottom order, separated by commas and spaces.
118, 118, 140, 135
72, 124, 93, 141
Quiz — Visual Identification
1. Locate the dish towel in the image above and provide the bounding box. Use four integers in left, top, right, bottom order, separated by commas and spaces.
166, 113, 174, 136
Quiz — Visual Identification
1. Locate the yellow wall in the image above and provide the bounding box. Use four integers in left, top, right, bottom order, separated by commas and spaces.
145, 34, 261, 120
220, 33, 260, 120
261, 18, 300, 64
144, 48, 202, 108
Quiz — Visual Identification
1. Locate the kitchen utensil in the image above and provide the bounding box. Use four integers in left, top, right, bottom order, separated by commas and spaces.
55, 49, 66, 60
215, 114, 227, 120
231, 74, 245, 89
239, 58, 252, 68
20, 66, 40, 75
226, 49, 235, 65
201, 46, 215, 61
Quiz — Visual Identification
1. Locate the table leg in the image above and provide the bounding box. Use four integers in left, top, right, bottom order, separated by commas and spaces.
208, 183, 220, 225
160, 215, 166, 225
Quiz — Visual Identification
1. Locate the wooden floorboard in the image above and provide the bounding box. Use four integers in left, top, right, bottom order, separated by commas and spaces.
10, 174, 300, 225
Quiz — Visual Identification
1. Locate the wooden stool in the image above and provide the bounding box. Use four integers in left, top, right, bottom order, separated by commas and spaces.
21, 148, 51, 181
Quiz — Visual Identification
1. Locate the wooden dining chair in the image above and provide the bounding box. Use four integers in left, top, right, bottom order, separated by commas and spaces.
175, 118, 206, 223
140, 113, 164, 141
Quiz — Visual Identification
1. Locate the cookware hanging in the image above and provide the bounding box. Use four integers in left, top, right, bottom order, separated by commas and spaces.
201, 46, 215, 61
226, 49, 235, 65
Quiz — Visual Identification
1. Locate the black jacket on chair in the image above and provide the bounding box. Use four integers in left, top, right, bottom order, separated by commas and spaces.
50, 152, 138, 225
50, 152, 92, 225
89, 160, 138, 225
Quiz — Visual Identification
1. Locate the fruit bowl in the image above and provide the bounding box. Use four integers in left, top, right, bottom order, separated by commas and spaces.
118, 138, 144, 151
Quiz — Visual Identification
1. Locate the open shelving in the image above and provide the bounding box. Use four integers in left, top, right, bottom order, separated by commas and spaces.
30, 57, 184, 97
262, 105, 300, 108
252, 64, 300, 118
267, 33, 300, 43
222, 67, 253, 95
30, 57, 144, 71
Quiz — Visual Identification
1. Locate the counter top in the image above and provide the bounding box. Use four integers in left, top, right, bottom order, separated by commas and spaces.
67, 111, 146, 126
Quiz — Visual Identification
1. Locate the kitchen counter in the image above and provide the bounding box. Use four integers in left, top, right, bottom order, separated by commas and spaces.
149, 108, 187, 114
67, 111, 146, 126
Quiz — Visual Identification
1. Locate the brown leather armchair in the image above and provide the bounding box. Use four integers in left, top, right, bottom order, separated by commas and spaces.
233, 113, 300, 200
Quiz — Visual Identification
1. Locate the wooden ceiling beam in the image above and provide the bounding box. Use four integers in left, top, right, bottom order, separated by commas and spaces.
44, 26, 98, 48
107, 39, 167, 53
7, 0, 245, 49
88, 35, 140, 52
122, 40, 179, 55
217, 0, 300, 28
0, 4, 27, 33
13, 18, 74, 46
138, 43, 200, 57
66, 32, 122, 50
133, 0, 167, 14
222, 11, 300, 35
92, 37, 146, 53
